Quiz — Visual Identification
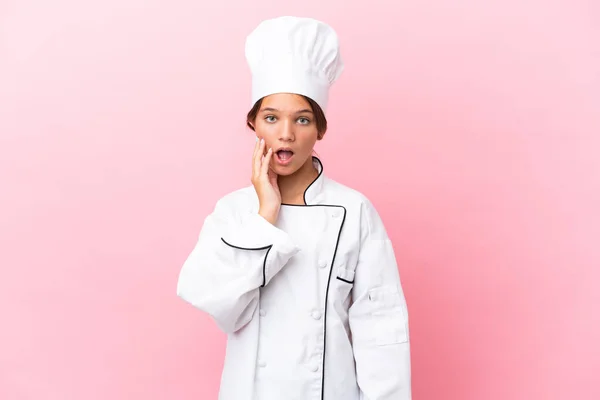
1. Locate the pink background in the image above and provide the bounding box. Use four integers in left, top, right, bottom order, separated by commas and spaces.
1, 1, 599, 399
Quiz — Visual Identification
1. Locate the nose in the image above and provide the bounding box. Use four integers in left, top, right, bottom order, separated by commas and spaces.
278, 119, 295, 142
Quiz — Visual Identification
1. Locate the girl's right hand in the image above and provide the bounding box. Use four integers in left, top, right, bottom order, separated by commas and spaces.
252, 138, 281, 225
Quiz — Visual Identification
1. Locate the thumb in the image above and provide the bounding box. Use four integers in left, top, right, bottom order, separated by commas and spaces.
268, 168, 279, 187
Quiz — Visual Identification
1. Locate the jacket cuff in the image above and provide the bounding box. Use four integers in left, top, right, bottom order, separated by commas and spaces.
220, 212, 300, 285
220, 213, 294, 249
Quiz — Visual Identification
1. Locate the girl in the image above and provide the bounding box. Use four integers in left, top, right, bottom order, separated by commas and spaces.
177, 15, 412, 400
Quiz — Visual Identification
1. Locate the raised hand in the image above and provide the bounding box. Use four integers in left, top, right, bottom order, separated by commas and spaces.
252, 138, 281, 225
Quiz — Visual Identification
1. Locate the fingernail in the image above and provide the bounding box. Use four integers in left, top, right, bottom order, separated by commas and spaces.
261, 138, 264, 144
255, 137, 258, 142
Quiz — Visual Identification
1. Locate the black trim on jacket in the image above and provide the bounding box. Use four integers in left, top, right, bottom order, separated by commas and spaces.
336, 276, 354, 284
220, 238, 273, 288
281, 156, 348, 400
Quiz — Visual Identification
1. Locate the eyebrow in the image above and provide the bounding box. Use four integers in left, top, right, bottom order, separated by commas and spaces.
260, 107, 314, 114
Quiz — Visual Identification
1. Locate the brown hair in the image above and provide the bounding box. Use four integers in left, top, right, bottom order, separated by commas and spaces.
246, 95, 328, 139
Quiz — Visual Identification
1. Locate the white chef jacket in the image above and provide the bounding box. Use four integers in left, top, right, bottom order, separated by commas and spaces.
177, 157, 411, 400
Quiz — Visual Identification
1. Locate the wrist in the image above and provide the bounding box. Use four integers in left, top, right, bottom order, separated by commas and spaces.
258, 208, 279, 225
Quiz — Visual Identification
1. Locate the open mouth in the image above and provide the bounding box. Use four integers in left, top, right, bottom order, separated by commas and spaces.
275, 149, 294, 164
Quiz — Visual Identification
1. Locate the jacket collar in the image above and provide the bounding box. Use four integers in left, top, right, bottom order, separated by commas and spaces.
302, 156, 325, 205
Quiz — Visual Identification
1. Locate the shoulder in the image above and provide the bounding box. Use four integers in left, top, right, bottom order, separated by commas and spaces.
213, 185, 258, 213
323, 177, 388, 240
323, 177, 370, 206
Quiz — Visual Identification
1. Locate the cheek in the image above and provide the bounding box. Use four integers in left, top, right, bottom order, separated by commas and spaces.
254, 121, 277, 139
298, 129, 319, 149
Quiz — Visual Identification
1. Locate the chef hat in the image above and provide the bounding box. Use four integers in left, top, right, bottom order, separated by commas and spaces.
245, 16, 344, 114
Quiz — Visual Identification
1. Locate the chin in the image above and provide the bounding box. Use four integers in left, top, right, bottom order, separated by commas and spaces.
271, 164, 301, 176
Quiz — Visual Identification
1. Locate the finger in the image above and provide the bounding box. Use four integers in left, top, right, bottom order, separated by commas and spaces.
252, 136, 260, 160
252, 137, 261, 167
261, 147, 273, 177
253, 138, 264, 177
268, 166, 278, 185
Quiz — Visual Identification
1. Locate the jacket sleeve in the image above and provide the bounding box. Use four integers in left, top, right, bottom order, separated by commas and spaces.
176, 197, 300, 334
348, 201, 412, 400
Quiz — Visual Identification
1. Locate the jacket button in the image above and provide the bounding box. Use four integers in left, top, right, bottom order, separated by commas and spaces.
310, 364, 319, 372
332, 209, 341, 218
259, 309, 266, 317
318, 260, 327, 269
258, 360, 267, 368
311, 310, 322, 320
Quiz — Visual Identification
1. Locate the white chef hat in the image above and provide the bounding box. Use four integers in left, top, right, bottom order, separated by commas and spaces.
245, 16, 344, 114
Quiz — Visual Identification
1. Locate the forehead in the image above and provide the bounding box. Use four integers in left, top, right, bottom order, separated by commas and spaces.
260, 93, 312, 112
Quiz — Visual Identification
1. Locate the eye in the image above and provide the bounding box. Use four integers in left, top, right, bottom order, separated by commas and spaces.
297, 117, 311, 125
265, 115, 277, 123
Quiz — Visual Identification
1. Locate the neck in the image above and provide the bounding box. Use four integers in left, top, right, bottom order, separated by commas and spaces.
278, 157, 319, 205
